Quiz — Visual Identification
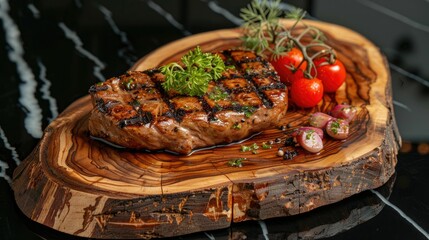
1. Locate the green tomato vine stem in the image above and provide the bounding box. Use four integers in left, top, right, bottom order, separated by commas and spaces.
240, 0, 337, 80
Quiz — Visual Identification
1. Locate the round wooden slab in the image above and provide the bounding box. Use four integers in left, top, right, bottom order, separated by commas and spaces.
12, 20, 401, 239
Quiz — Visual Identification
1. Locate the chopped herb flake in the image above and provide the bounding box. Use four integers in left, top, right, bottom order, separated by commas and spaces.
232, 122, 242, 130
251, 143, 259, 150
209, 86, 229, 101
305, 130, 315, 140
242, 106, 256, 118
228, 158, 247, 167
241, 143, 259, 153
331, 121, 340, 134
123, 78, 135, 90
262, 142, 272, 149
241, 145, 251, 152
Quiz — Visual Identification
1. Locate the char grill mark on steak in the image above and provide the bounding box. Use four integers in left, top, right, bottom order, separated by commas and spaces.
90, 49, 286, 128
220, 49, 283, 109
89, 84, 109, 93
119, 111, 153, 128
142, 68, 191, 123
95, 99, 109, 114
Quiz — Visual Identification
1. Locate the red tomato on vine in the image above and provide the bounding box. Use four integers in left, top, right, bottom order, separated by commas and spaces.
270, 48, 306, 85
314, 58, 346, 93
290, 77, 324, 108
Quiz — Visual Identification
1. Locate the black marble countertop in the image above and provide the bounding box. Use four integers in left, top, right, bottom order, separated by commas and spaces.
1, 0, 429, 239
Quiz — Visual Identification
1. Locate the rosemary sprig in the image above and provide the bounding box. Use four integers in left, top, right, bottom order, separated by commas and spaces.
240, 0, 336, 79
240, 0, 283, 55
160, 46, 227, 97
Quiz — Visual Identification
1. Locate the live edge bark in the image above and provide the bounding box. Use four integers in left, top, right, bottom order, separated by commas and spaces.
13, 20, 400, 239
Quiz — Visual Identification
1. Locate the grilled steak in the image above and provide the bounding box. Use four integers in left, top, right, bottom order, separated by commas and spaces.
88, 49, 288, 154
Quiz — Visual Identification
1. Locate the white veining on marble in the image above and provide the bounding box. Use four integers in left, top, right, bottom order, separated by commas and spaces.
27, 3, 40, 19
258, 220, 270, 240
58, 22, 106, 81
0, 160, 11, 184
358, 0, 429, 33
0, 0, 43, 139
37, 59, 59, 121
393, 100, 412, 112
98, 5, 132, 48
206, 0, 243, 26
147, 0, 191, 36
204, 232, 215, 240
390, 63, 429, 88
0, 126, 21, 166
371, 190, 429, 239
98, 5, 137, 66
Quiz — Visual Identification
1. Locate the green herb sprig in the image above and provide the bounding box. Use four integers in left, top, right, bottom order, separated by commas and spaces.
160, 46, 227, 97
240, 0, 336, 79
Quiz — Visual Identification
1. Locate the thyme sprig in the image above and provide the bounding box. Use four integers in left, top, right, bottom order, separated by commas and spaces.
160, 46, 226, 96
240, 0, 336, 79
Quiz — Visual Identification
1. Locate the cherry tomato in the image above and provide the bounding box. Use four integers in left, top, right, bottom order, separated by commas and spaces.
314, 58, 346, 93
290, 77, 324, 108
289, 68, 305, 85
270, 48, 306, 85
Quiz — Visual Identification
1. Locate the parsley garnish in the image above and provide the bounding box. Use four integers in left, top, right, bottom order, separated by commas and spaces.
160, 46, 227, 97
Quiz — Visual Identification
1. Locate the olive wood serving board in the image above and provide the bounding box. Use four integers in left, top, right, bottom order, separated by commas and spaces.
13, 20, 401, 239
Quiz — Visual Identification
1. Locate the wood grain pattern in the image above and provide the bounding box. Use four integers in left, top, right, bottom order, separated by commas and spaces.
12, 20, 401, 238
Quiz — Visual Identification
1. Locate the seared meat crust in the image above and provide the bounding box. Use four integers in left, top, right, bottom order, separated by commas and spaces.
88, 49, 288, 154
